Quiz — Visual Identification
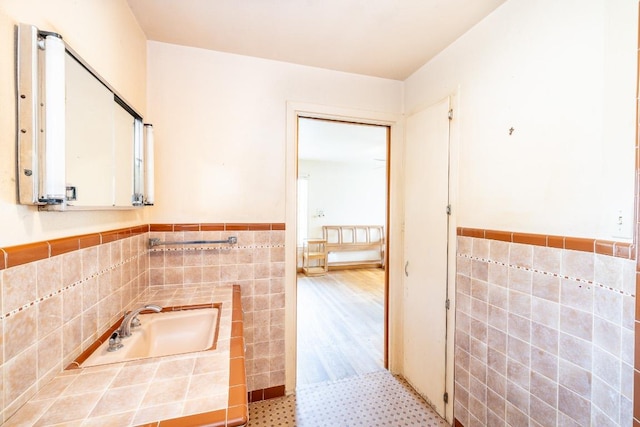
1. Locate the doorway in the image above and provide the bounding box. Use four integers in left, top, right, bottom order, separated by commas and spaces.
296, 117, 389, 387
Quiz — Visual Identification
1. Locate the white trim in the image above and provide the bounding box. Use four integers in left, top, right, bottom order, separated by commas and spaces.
296, 177, 309, 247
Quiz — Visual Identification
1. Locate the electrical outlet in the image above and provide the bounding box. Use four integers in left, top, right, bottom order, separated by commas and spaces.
612, 209, 632, 239
617, 210, 623, 232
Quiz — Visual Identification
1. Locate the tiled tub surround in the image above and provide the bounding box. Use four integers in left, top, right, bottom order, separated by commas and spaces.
5, 284, 248, 426
454, 230, 635, 427
0, 230, 150, 424
148, 226, 286, 394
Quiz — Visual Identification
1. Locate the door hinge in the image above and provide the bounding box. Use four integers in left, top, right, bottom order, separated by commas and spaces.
448, 109, 453, 120
443, 392, 449, 404
446, 204, 452, 215
445, 299, 450, 310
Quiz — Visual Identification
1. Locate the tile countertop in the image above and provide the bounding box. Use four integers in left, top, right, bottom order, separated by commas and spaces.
5, 284, 248, 427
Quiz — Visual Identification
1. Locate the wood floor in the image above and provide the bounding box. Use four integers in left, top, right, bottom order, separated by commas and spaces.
296, 268, 385, 387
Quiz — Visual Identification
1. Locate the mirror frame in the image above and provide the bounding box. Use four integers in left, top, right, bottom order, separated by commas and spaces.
16, 23, 150, 211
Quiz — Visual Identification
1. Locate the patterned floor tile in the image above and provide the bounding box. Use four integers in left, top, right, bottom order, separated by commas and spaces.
248, 371, 450, 426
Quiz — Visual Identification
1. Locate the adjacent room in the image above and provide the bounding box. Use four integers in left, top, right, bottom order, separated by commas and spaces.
296, 118, 388, 387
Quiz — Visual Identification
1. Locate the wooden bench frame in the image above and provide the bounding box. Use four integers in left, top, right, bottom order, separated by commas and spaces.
322, 225, 385, 269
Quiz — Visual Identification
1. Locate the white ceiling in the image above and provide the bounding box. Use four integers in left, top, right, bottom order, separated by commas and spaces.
126, 1, 506, 162
126, 0, 506, 80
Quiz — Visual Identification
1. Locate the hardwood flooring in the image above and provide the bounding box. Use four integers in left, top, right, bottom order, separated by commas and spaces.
296, 268, 385, 387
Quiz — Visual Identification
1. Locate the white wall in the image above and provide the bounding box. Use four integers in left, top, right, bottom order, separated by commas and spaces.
299, 159, 386, 239
145, 41, 402, 223
145, 44, 404, 393
0, 0, 148, 247
404, 0, 638, 241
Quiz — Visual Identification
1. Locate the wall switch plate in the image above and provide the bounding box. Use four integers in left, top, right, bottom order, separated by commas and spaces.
612, 209, 633, 239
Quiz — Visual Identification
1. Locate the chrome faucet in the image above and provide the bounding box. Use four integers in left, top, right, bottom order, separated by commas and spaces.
107, 331, 123, 352
118, 304, 162, 337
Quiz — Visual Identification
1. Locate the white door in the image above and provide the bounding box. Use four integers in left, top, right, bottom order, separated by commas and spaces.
403, 97, 451, 417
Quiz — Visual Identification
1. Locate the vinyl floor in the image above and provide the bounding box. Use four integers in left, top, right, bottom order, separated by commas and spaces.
247, 370, 450, 427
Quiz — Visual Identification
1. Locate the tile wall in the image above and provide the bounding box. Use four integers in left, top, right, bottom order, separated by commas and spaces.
147, 223, 286, 393
454, 228, 635, 427
0, 227, 150, 424
0, 222, 285, 423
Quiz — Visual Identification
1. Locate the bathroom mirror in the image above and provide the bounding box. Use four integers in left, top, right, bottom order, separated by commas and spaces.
16, 23, 150, 210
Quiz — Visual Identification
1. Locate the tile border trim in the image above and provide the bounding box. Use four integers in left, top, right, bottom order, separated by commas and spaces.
149, 223, 286, 232
0, 223, 286, 270
0, 225, 149, 269
458, 252, 635, 298
7, 225, 617, 269
458, 227, 635, 260
1, 250, 147, 321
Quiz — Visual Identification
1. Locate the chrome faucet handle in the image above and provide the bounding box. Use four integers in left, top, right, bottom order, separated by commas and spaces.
107, 332, 123, 352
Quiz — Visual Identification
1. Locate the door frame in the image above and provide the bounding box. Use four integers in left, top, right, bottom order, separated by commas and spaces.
285, 102, 404, 392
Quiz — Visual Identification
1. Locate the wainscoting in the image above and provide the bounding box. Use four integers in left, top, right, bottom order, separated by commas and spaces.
454, 229, 635, 427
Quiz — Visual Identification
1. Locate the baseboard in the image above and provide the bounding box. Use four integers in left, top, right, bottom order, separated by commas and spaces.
248, 385, 286, 403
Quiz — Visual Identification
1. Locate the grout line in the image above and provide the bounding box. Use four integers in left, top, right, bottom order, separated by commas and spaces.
457, 252, 636, 298
0, 241, 284, 320
0, 251, 149, 320
148, 243, 285, 253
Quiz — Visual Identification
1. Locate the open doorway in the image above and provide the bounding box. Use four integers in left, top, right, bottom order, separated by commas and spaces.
296, 117, 389, 387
